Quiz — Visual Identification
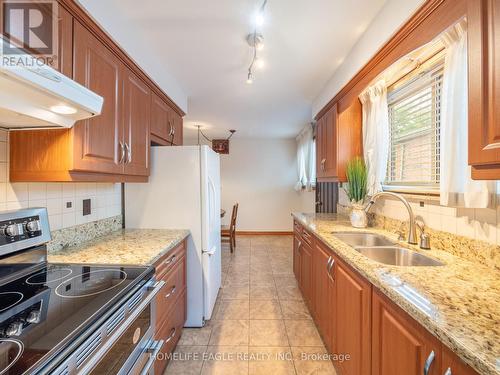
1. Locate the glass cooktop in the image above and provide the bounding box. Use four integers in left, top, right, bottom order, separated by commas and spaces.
0, 263, 153, 375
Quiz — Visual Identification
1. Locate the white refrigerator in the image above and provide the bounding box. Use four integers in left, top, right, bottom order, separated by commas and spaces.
125, 145, 221, 327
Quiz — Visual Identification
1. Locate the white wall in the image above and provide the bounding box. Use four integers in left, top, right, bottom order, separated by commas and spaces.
312, 0, 425, 117
186, 138, 311, 232
0, 130, 122, 231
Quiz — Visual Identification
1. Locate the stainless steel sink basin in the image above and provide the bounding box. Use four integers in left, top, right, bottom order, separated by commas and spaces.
333, 232, 396, 247
355, 247, 444, 266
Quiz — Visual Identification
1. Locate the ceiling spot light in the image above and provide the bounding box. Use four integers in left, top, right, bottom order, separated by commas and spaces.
246, 71, 254, 84
50, 105, 77, 115
255, 13, 264, 27
255, 58, 265, 69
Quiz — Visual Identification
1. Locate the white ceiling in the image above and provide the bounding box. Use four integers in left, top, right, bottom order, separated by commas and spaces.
78, 0, 387, 139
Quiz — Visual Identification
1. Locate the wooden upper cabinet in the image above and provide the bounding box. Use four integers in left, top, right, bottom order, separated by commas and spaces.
315, 100, 362, 182
73, 20, 123, 175
151, 93, 171, 145
170, 110, 184, 146
56, 6, 73, 77
372, 289, 442, 375
468, 0, 500, 178
123, 69, 151, 176
333, 257, 371, 375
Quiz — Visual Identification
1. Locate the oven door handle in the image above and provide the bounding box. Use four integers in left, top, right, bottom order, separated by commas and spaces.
138, 339, 164, 375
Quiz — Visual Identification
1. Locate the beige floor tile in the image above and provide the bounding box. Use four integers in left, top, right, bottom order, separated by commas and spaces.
285, 320, 323, 346
178, 326, 213, 346
280, 300, 312, 320
277, 285, 303, 301
248, 347, 295, 375
274, 276, 298, 288
221, 284, 250, 300
214, 299, 250, 320
209, 320, 249, 346
291, 346, 337, 375
165, 345, 207, 375
249, 320, 289, 346
201, 346, 249, 375
250, 285, 278, 300
249, 299, 283, 320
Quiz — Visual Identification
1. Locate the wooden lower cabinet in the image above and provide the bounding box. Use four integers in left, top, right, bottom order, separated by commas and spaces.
372, 289, 441, 375
153, 240, 187, 374
294, 224, 479, 375
333, 255, 371, 375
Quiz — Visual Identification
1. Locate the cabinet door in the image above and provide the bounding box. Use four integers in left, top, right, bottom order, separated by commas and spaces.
468, 0, 500, 177
57, 6, 73, 77
334, 258, 371, 375
123, 68, 151, 176
73, 21, 123, 174
324, 104, 338, 178
442, 347, 479, 375
293, 235, 301, 283
313, 240, 333, 351
372, 290, 441, 375
316, 116, 326, 178
151, 93, 171, 145
299, 242, 313, 310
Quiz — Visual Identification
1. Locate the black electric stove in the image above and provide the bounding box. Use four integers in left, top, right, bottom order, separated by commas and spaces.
0, 208, 157, 375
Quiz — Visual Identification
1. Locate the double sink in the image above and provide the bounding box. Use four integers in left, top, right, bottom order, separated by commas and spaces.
333, 232, 444, 267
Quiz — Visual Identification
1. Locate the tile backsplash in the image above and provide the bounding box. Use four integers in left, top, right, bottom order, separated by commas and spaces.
338, 188, 500, 246
0, 129, 122, 232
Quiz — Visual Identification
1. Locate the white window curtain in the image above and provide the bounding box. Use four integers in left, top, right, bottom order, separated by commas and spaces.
439, 21, 495, 207
359, 80, 390, 196
295, 123, 315, 191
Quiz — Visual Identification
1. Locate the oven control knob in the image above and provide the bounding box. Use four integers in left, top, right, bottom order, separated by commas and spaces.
25, 220, 41, 233
4, 224, 23, 237
26, 310, 41, 324
5, 321, 23, 336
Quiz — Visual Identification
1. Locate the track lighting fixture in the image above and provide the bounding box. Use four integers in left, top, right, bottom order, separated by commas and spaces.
246, 0, 268, 84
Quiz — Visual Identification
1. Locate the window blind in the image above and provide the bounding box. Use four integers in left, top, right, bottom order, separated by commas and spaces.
385, 62, 444, 189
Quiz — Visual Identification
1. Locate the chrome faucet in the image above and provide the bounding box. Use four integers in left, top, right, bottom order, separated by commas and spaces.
364, 191, 418, 245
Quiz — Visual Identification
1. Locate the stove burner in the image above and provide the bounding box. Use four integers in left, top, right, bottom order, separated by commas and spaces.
0, 339, 23, 375
25, 267, 73, 285
0, 292, 23, 313
55, 269, 128, 298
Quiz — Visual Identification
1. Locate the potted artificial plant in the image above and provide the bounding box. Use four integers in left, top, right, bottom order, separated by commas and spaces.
345, 157, 368, 228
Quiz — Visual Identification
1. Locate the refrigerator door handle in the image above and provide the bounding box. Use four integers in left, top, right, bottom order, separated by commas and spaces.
202, 248, 217, 256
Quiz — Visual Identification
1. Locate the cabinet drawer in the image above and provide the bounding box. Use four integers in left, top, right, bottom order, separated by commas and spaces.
156, 255, 186, 322
154, 288, 186, 374
155, 240, 186, 279
293, 220, 303, 236
301, 228, 313, 246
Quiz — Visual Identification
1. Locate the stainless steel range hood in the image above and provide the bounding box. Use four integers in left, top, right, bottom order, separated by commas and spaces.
0, 38, 104, 129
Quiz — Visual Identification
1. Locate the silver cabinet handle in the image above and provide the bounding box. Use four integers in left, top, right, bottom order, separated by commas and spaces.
165, 327, 176, 343
444, 368, 451, 375
423, 350, 435, 375
321, 158, 326, 171
297, 240, 302, 253
328, 258, 335, 273
165, 285, 176, 298
126, 142, 132, 163
119, 141, 125, 164
139, 340, 164, 375
163, 254, 177, 266
168, 121, 174, 137
326, 256, 332, 272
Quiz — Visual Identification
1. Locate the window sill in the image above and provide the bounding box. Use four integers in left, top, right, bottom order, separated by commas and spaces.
381, 185, 440, 202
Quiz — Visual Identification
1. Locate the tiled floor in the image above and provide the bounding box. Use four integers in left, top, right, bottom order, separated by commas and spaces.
165, 235, 337, 375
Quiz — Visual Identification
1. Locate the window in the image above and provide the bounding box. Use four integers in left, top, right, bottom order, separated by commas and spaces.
385, 60, 444, 191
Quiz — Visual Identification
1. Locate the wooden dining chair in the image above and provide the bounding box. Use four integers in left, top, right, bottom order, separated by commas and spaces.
221, 203, 238, 253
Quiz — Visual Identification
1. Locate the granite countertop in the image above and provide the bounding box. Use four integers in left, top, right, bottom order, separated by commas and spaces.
48, 229, 190, 266
292, 212, 500, 375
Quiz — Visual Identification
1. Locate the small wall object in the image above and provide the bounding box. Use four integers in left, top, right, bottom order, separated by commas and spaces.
212, 139, 230, 154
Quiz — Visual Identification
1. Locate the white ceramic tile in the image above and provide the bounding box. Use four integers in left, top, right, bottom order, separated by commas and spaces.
6, 183, 28, 202
29, 199, 46, 208
86, 183, 97, 197
456, 210, 476, 238
62, 183, 75, 198
62, 212, 76, 228
0, 142, 7, 162
474, 208, 497, 224
0, 162, 7, 183
96, 195, 106, 208
75, 183, 88, 197
474, 220, 497, 244
48, 214, 62, 230
75, 211, 87, 225
96, 207, 106, 220
46, 198, 63, 215
75, 199, 83, 217
113, 183, 122, 195
46, 183, 62, 199
441, 215, 458, 235
0, 130, 8, 142
6, 201, 28, 210
0, 183, 6, 203
426, 213, 442, 231
28, 183, 46, 201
